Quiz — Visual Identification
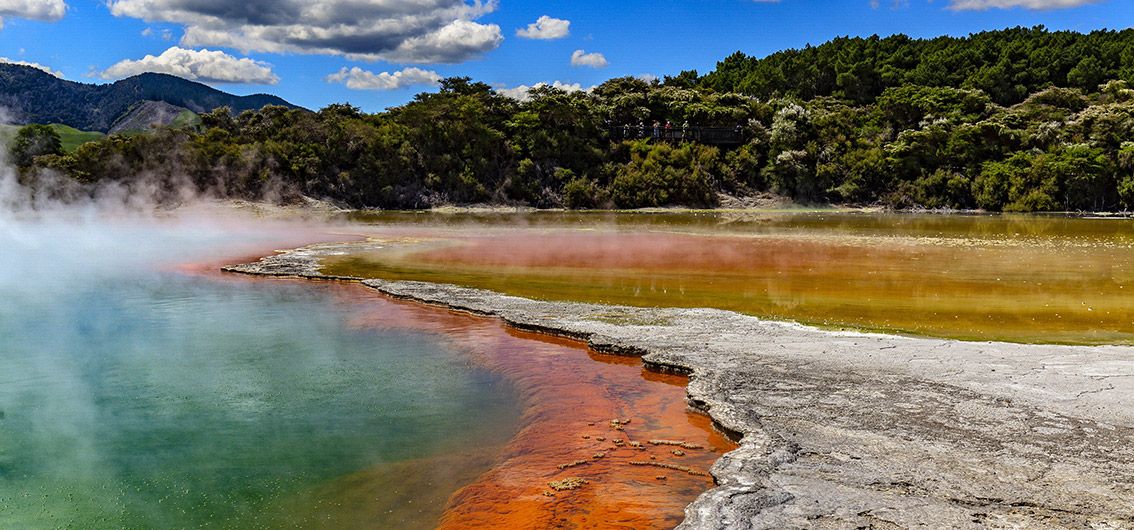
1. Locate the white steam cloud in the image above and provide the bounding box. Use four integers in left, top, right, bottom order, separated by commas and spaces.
0, 107, 337, 290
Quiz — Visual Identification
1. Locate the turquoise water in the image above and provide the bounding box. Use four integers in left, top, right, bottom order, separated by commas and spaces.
0, 218, 521, 529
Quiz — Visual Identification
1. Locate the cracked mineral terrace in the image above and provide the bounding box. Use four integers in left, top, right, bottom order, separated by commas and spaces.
226, 240, 1134, 530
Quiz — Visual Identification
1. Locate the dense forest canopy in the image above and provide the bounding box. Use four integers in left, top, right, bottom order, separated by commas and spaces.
12, 27, 1134, 212
702, 26, 1134, 105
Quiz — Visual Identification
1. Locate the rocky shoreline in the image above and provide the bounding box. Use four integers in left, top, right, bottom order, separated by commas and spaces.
226, 241, 1134, 529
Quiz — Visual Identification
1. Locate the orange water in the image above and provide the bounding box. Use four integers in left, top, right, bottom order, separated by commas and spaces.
324, 212, 1134, 345
335, 286, 734, 529
177, 242, 735, 529
208, 274, 733, 528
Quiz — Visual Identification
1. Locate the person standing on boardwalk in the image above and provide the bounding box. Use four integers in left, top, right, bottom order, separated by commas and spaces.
653, 121, 661, 139
664, 121, 673, 140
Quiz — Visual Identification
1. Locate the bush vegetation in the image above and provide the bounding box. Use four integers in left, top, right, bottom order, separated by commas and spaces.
13, 27, 1134, 212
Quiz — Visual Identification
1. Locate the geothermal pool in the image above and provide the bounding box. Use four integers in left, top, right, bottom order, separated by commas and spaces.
327, 211, 1134, 345
0, 275, 522, 528
9, 207, 1129, 528
0, 213, 729, 528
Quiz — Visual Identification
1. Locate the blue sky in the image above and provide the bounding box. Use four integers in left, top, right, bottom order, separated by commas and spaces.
0, 0, 1129, 112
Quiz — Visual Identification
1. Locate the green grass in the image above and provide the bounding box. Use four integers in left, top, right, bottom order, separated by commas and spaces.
49, 124, 104, 152
0, 123, 104, 153
171, 110, 202, 130
112, 109, 201, 136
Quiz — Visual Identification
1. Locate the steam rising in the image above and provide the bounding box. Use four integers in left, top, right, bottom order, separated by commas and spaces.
0, 175, 309, 295
0, 119, 523, 527
0, 108, 340, 289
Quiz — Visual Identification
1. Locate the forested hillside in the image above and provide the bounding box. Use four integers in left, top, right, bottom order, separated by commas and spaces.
702, 26, 1134, 105
0, 65, 296, 132
13, 27, 1134, 212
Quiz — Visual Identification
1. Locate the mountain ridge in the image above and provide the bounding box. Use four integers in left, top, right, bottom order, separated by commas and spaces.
0, 65, 300, 132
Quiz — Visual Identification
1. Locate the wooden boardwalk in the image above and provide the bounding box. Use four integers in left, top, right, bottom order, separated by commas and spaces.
609, 125, 746, 146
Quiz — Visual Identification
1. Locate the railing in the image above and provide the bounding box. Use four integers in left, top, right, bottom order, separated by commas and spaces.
608, 126, 747, 145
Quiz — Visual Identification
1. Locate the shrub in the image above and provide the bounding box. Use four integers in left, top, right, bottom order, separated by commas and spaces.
609, 141, 718, 208
563, 176, 605, 209
10, 124, 63, 167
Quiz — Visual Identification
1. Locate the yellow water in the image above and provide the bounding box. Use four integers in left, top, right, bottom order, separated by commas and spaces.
324, 211, 1134, 345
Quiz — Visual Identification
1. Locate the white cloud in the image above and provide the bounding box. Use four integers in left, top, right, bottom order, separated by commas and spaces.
570, 49, 607, 68
107, 0, 504, 64
375, 18, 503, 64
0, 0, 65, 20
516, 15, 570, 40
948, 0, 1095, 8
326, 66, 441, 91
101, 46, 279, 84
871, 0, 911, 8
0, 0, 66, 28
141, 26, 173, 40
497, 80, 591, 101
0, 56, 63, 77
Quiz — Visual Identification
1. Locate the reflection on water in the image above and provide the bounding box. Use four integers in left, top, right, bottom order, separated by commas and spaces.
326, 211, 1134, 345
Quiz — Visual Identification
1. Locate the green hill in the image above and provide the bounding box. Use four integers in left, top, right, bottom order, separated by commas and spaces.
701, 26, 1134, 105
0, 65, 300, 133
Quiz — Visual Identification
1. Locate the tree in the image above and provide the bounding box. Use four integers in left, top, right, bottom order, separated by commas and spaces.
609, 141, 718, 208
19, 27, 1134, 212
973, 153, 1029, 211
700, 27, 1134, 106
1044, 144, 1113, 211
1067, 56, 1105, 91
10, 124, 63, 167
199, 106, 237, 133
1118, 142, 1134, 209
876, 86, 990, 130
663, 70, 700, 89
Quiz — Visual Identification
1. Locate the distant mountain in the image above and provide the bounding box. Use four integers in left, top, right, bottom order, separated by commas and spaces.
0, 64, 300, 132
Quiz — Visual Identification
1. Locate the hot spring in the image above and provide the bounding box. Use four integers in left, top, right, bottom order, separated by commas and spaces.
0, 209, 729, 529
0, 212, 524, 528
